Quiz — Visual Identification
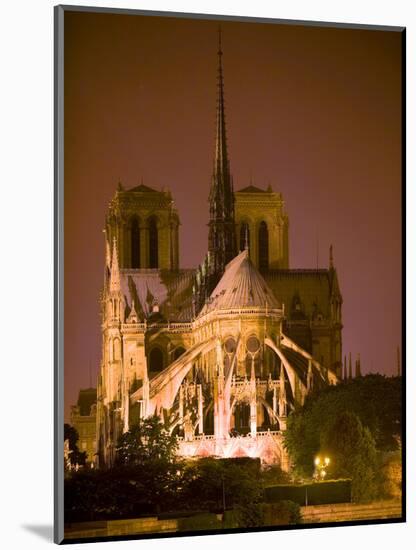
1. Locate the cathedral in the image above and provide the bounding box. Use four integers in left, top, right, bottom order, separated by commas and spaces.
96, 33, 343, 469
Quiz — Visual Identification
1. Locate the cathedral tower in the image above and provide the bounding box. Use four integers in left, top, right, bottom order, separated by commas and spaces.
207, 29, 236, 282
106, 183, 180, 271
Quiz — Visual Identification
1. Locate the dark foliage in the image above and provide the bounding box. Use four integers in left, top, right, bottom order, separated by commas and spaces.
264, 479, 351, 506
64, 462, 185, 523
64, 455, 265, 525
321, 412, 378, 502
284, 375, 402, 477
115, 415, 178, 466
64, 423, 87, 466
181, 457, 263, 513
262, 501, 302, 525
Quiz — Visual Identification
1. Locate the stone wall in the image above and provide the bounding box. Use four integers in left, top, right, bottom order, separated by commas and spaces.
301, 500, 402, 524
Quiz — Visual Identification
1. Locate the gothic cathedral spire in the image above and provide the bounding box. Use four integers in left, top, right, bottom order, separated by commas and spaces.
208, 28, 236, 280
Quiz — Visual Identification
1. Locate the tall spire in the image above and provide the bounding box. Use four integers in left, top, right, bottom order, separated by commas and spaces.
214, 26, 228, 175
208, 27, 236, 281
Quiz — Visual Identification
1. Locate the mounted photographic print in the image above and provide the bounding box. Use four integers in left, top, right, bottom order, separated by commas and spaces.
54, 5, 405, 544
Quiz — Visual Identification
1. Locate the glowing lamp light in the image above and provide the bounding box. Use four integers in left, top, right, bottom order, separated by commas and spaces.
314, 457, 321, 466
324, 457, 330, 466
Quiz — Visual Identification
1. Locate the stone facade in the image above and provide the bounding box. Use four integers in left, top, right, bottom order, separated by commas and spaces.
70, 388, 97, 465
96, 246, 339, 468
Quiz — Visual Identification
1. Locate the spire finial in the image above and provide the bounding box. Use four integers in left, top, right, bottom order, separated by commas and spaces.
348, 352, 352, 380
355, 354, 361, 378
218, 25, 222, 56
110, 237, 120, 292
329, 244, 334, 269
244, 223, 249, 251
105, 235, 111, 269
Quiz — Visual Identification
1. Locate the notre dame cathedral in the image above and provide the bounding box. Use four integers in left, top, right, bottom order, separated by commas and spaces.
96, 33, 343, 469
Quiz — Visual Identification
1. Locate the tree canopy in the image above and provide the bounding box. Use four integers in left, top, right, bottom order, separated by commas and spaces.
321, 411, 378, 501
284, 375, 401, 479
115, 415, 178, 466
64, 423, 87, 466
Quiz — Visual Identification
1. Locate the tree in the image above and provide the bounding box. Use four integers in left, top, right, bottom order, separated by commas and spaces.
64, 423, 87, 467
284, 375, 401, 476
321, 411, 378, 502
66, 416, 184, 521
113, 415, 183, 513
115, 414, 178, 466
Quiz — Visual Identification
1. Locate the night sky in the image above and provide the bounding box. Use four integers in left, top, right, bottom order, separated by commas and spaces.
64, 10, 402, 419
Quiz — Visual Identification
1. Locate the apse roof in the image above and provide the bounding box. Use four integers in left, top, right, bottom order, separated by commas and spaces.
200, 250, 280, 314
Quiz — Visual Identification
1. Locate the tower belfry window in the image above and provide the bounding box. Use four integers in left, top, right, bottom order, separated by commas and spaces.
131, 216, 140, 268
258, 221, 269, 271
148, 217, 158, 268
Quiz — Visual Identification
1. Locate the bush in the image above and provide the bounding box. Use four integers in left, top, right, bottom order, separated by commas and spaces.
178, 513, 222, 532
64, 461, 185, 523
260, 465, 292, 486
234, 500, 263, 528
264, 480, 351, 506
182, 457, 263, 512
262, 501, 302, 525
378, 451, 402, 500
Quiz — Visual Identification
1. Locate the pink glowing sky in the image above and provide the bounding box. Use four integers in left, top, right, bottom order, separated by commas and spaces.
64, 11, 402, 419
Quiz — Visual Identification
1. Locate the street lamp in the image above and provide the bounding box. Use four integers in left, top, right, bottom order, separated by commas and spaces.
314, 455, 330, 480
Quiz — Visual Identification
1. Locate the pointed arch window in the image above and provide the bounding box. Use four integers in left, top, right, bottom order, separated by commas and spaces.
234, 403, 250, 434
131, 216, 141, 268
239, 222, 250, 252
258, 221, 269, 271
148, 217, 158, 268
